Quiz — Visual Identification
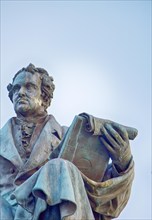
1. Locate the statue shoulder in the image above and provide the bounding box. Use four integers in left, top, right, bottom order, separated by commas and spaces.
0, 118, 14, 133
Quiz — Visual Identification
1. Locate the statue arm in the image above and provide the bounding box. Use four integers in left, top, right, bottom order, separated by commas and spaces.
50, 115, 135, 218
78, 113, 136, 218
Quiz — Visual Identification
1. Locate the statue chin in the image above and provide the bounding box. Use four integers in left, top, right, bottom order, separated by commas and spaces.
15, 105, 31, 117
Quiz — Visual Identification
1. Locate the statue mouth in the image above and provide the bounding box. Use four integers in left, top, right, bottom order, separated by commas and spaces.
17, 99, 28, 104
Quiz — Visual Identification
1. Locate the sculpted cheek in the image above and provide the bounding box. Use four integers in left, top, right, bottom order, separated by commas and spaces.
34, 98, 42, 106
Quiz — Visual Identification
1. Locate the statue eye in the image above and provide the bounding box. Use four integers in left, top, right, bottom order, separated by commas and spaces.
12, 85, 20, 93
26, 83, 37, 91
26, 84, 32, 90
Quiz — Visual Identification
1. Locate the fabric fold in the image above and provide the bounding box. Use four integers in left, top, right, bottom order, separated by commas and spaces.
11, 158, 95, 220
81, 160, 134, 218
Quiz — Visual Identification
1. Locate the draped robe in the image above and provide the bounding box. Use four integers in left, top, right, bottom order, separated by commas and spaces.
0, 115, 134, 220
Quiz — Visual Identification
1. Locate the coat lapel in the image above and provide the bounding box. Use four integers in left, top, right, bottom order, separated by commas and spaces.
0, 119, 23, 170
15, 115, 63, 184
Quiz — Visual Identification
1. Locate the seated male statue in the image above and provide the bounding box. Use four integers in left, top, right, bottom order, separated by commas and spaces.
0, 64, 137, 220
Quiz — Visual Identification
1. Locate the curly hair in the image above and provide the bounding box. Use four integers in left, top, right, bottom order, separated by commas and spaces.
7, 63, 55, 110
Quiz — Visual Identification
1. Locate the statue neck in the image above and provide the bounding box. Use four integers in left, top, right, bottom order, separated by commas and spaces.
16, 111, 48, 124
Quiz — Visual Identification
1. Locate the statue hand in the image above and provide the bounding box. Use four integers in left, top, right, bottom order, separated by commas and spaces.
100, 122, 132, 172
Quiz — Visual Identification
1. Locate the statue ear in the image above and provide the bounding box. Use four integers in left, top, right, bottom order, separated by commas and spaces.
7, 83, 14, 102
7, 83, 13, 92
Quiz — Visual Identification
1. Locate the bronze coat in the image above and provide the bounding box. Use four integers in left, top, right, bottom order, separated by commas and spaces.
0, 115, 134, 220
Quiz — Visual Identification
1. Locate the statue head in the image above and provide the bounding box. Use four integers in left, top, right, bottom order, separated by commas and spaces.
7, 64, 55, 117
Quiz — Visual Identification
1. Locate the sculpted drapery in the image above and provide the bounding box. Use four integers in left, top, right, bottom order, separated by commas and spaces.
0, 114, 134, 220
0, 64, 136, 220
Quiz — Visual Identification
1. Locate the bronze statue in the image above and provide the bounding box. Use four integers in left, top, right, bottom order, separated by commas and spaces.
0, 64, 137, 220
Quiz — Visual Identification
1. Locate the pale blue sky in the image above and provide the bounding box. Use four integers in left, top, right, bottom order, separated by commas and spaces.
1, 1, 151, 219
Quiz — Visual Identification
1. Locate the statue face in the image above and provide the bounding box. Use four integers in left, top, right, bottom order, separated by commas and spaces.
12, 71, 44, 117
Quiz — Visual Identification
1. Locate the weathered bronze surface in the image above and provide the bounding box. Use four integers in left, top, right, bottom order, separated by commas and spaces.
0, 64, 138, 220
59, 115, 110, 182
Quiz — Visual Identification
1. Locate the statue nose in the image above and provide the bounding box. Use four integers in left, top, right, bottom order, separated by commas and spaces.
18, 87, 26, 96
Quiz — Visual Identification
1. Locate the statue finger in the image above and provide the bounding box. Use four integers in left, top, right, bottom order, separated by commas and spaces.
100, 136, 115, 155
105, 123, 125, 145
111, 122, 129, 141
100, 125, 119, 150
